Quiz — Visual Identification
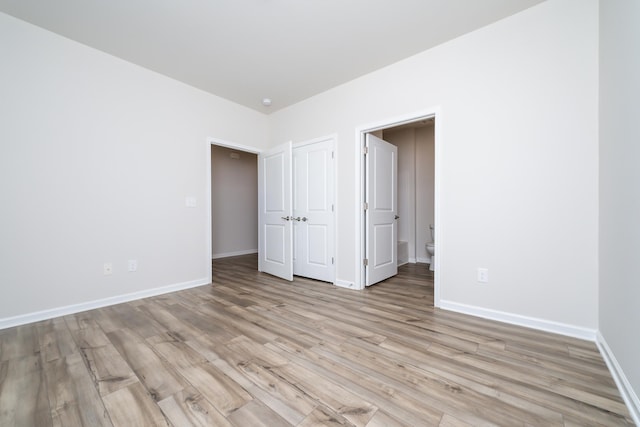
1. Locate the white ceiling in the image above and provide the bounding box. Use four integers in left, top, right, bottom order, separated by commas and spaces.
0, 0, 544, 113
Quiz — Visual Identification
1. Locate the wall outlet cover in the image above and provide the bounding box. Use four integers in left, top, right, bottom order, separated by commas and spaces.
477, 268, 489, 283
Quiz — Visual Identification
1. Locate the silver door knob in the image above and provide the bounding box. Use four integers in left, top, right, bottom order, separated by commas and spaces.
301, 217, 308, 222
294, 217, 301, 221
394, 215, 400, 220
281, 216, 291, 221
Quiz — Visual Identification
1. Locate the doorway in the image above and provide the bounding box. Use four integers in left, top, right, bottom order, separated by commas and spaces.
208, 137, 336, 285
207, 138, 262, 284
382, 119, 435, 266
357, 110, 441, 306
211, 144, 258, 259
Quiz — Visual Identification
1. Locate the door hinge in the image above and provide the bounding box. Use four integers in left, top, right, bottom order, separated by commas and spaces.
363, 202, 368, 210
362, 146, 369, 155
331, 204, 334, 212
363, 258, 368, 266
332, 257, 334, 265
331, 151, 334, 159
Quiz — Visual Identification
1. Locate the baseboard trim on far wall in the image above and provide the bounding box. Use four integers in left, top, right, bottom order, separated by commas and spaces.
0, 278, 210, 331
596, 331, 640, 425
439, 300, 597, 341
212, 249, 258, 259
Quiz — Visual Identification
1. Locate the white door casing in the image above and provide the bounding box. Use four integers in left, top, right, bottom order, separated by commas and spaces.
365, 134, 398, 286
258, 142, 293, 281
293, 139, 335, 282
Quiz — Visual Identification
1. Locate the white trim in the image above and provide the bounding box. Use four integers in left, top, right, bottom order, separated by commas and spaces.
293, 133, 338, 149
0, 278, 209, 330
596, 332, 640, 425
354, 129, 365, 289
212, 249, 258, 259
439, 300, 597, 341
408, 257, 417, 264
417, 256, 430, 264
207, 137, 262, 155
355, 107, 442, 298
335, 279, 357, 289
432, 111, 442, 307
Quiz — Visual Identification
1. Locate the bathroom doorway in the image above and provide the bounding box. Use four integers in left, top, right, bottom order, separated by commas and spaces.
382, 119, 435, 267
358, 111, 440, 306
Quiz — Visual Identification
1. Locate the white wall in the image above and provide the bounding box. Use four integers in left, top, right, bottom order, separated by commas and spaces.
383, 128, 416, 253
211, 145, 258, 258
0, 12, 268, 323
269, 0, 599, 330
599, 0, 640, 420
383, 125, 435, 264
416, 125, 435, 263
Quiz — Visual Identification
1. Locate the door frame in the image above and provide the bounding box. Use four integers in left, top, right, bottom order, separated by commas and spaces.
355, 108, 442, 307
207, 137, 262, 284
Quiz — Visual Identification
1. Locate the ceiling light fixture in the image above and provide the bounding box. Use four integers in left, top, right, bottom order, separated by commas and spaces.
262, 98, 272, 107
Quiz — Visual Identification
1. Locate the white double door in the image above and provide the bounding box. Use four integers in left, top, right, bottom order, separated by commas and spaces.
258, 139, 334, 283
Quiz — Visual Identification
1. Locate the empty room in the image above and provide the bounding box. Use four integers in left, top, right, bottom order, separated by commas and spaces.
1, 0, 638, 425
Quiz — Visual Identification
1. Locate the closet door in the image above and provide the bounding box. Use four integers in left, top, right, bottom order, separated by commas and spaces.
258, 142, 293, 281
293, 139, 335, 283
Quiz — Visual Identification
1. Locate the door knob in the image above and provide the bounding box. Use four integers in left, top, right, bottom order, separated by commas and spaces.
281, 216, 291, 221
395, 215, 400, 220
301, 217, 308, 222
294, 217, 301, 221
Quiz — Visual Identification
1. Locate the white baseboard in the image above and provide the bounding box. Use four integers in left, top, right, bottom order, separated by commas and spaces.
417, 256, 430, 264
0, 278, 210, 330
596, 331, 640, 425
335, 279, 357, 290
212, 249, 258, 259
439, 300, 597, 341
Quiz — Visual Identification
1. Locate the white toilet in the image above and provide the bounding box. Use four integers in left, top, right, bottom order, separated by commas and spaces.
425, 225, 435, 271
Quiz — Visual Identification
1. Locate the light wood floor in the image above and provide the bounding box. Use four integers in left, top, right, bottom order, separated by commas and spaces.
0, 254, 633, 426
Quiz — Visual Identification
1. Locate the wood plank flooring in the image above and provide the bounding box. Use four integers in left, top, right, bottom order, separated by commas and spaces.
0, 254, 634, 426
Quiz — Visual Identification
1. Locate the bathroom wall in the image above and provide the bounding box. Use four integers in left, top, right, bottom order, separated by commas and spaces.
211, 145, 258, 258
383, 128, 416, 258
383, 125, 435, 264
416, 124, 435, 263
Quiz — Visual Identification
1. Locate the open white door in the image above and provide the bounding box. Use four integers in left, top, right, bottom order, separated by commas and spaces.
258, 142, 293, 281
293, 139, 335, 283
365, 134, 398, 286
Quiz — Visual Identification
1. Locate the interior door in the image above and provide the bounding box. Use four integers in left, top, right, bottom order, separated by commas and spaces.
365, 133, 398, 286
258, 142, 293, 281
293, 139, 335, 282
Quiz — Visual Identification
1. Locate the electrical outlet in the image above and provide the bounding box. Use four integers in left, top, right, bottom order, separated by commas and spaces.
104, 262, 113, 275
185, 196, 197, 207
477, 268, 489, 283
128, 260, 138, 272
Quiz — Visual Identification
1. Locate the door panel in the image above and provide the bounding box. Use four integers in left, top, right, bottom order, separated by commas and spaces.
293, 139, 335, 282
258, 142, 293, 281
366, 134, 398, 286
